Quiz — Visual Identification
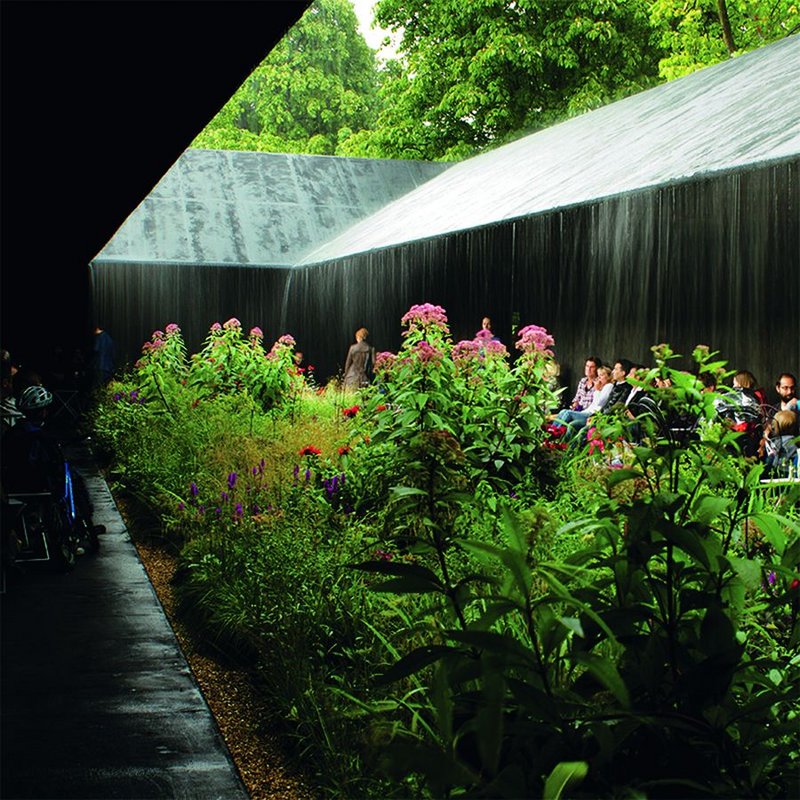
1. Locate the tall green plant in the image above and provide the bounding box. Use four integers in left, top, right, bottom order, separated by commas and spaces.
352, 343, 800, 798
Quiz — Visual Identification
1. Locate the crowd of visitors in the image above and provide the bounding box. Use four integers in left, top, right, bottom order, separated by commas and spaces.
552, 353, 798, 476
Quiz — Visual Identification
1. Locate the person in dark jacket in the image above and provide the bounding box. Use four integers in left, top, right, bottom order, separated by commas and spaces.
342, 327, 375, 390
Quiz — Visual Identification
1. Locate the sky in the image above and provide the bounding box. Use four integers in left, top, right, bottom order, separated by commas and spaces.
351, 0, 400, 59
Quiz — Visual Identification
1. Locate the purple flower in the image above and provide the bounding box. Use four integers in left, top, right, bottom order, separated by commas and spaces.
190, 481, 199, 497
130, 390, 139, 400
198, 504, 205, 514
767, 570, 777, 586
221, 491, 229, 503
235, 503, 243, 517
178, 501, 185, 511
293, 464, 300, 480
252, 466, 258, 476
113, 392, 122, 402
228, 472, 237, 489
304, 468, 311, 483
252, 503, 260, 514
215, 507, 222, 516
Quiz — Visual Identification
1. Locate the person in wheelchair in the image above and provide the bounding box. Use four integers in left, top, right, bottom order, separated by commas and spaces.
1, 385, 97, 557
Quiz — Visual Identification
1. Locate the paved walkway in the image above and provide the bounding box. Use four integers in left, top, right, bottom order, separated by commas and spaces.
1, 433, 248, 799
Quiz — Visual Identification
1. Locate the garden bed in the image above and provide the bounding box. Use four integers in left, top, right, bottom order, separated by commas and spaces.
117, 493, 317, 800
90, 311, 800, 799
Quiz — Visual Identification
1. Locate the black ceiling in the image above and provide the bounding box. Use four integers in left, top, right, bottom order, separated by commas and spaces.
1, 0, 311, 365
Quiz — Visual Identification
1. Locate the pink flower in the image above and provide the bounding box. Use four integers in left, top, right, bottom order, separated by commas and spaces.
223, 318, 241, 330
453, 339, 481, 364
165, 323, 180, 335
152, 330, 165, 341
374, 351, 396, 371
515, 324, 555, 357
278, 334, 296, 347
249, 326, 263, 340
414, 340, 443, 363
210, 322, 222, 332
401, 303, 449, 331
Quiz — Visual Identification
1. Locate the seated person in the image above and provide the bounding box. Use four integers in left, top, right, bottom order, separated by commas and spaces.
2, 386, 65, 494
555, 366, 613, 436
2, 385, 96, 552
717, 370, 763, 457
624, 367, 667, 443
568, 356, 601, 411
774, 372, 798, 414
603, 359, 635, 411
763, 410, 798, 477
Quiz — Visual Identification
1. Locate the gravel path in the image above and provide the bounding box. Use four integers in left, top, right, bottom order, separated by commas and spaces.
131, 536, 318, 800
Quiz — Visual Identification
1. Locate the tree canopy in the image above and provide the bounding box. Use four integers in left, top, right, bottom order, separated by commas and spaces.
191, 0, 380, 155
191, 0, 799, 161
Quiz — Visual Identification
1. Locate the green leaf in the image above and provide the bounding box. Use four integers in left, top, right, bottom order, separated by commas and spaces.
373, 576, 445, 594
558, 616, 585, 638
606, 468, 641, 488
692, 494, 730, 525
657, 521, 711, 569
572, 652, 630, 708
750, 513, 788, 554
446, 629, 532, 663
476, 663, 505, 776
377, 644, 456, 685
349, 559, 443, 588
543, 761, 589, 800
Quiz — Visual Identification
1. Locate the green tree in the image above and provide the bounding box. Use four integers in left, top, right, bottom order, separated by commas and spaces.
346, 0, 665, 161
191, 0, 381, 155
650, 0, 800, 80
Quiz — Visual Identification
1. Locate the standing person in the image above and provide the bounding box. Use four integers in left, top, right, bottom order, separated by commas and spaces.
342, 328, 375, 390
91, 325, 115, 388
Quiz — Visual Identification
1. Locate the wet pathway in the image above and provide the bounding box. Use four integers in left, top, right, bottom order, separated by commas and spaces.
1, 434, 248, 799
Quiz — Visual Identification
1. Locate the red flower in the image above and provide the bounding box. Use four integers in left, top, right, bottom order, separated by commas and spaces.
791, 578, 800, 591
338, 445, 350, 456
299, 445, 321, 457
343, 405, 360, 418
376, 404, 388, 412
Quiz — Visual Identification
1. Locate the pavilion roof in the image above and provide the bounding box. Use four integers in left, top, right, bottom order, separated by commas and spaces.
301, 34, 800, 265
93, 150, 450, 268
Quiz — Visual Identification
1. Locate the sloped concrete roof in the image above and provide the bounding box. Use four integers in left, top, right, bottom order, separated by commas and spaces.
94, 150, 450, 267
301, 34, 800, 265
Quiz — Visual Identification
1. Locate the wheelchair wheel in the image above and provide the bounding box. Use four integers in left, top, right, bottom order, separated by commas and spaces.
45, 503, 77, 572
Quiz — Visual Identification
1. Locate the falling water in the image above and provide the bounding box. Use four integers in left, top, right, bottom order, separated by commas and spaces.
91, 36, 800, 389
